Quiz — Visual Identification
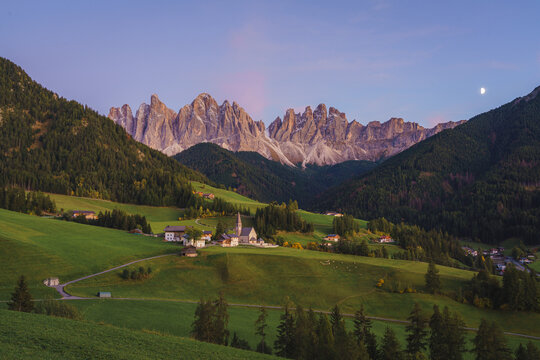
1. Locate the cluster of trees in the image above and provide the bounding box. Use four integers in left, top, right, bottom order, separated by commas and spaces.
191, 293, 230, 345
333, 215, 361, 237
254, 201, 314, 238
183, 197, 251, 220
333, 239, 389, 259
8, 275, 81, 319
0, 57, 208, 210
0, 188, 56, 215
70, 209, 152, 234
319, 90, 540, 245
368, 218, 469, 267
464, 265, 538, 311
120, 267, 152, 280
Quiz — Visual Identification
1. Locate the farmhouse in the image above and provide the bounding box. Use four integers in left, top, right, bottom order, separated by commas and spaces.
324, 234, 340, 242
203, 193, 215, 200
325, 211, 343, 217
181, 245, 198, 257
43, 277, 59, 286
163, 225, 191, 242
182, 235, 206, 248
378, 235, 394, 243
201, 231, 213, 241
216, 233, 239, 247
461, 246, 478, 256
72, 210, 97, 220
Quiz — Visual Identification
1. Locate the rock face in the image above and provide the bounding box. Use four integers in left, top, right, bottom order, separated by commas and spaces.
109, 94, 465, 166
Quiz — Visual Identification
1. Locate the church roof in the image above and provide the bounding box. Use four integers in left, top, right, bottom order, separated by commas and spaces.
240, 227, 255, 236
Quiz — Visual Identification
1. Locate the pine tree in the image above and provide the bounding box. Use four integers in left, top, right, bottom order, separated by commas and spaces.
7, 275, 33, 312
425, 262, 441, 294
255, 307, 271, 354
406, 302, 427, 356
191, 298, 214, 342
294, 304, 309, 359
428, 305, 445, 360
274, 305, 296, 358
353, 305, 377, 359
230, 332, 251, 350
316, 314, 335, 360
472, 319, 512, 360
212, 292, 229, 345
442, 307, 466, 360
379, 326, 404, 360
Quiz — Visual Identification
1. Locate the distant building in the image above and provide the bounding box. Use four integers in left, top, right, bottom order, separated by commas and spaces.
201, 231, 213, 241
72, 210, 97, 220
43, 277, 59, 286
163, 225, 191, 242
235, 212, 258, 244
325, 212, 343, 217
181, 245, 198, 257
98, 291, 111, 298
182, 235, 206, 248
378, 235, 394, 243
461, 246, 478, 257
216, 233, 239, 247
129, 228, 143, 235
324, 234, 340, 242
203, 193, 215, 200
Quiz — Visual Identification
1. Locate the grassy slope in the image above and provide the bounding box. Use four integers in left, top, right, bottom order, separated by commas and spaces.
58, 300, 539, 360
66, 246, 540, 337
0, 310, 278, 360
0, 209, 177, 299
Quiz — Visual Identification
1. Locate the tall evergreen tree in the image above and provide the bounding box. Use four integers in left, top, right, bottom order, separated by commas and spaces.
514, 341, 540, 360
472, 319, 512, 360
353, 305, 377, 360
212, 292, 229, 345
274, 305, 296, 358
425, 262, 441, 294
7, 275, 33, 312
428, 305, 445, 360
316, 314, 335, 360
255, 307, 271, 354
379, 326, 404, 360
191, 298, 214, 342
442, 307, 466, 360
406, 302, 428, 356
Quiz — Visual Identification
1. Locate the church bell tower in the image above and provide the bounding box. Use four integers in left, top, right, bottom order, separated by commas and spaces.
236, 212, 242, 236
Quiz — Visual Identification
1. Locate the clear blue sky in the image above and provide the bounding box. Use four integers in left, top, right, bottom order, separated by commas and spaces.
1, 0, 539, 126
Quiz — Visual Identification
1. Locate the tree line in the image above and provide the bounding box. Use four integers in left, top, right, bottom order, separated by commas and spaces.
254, 201, 314, 239
0, 188, 56, 215
68, 209, 152, 234
191, 293, 540, 360
182, 197, 251, 220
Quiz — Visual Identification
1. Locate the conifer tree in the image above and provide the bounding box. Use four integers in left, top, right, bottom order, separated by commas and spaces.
7, 275, 33, 312
428, 305, 445, 360
425, 262, 441, 294
274, 305, 296, 358
255, 307, 271, 354
353, 305, 378, 359
212, 292, 229, 345
316, 314, 335, 360
406, 302, 427, 356
442, 307, 466, 360
380, 326, 403, 360
191, 298, 214, 342
515, 341, 540, 360
230, 332, 251, 350
294, 304, 309, 359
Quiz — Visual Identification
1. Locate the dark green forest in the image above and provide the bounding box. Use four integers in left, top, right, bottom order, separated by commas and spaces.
319, 86, 540, 244
0, 57, 208, 207
174, 142, 376, 205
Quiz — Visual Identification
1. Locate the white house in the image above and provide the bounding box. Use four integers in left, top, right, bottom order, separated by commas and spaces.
163, 225, 190, 242
182, 235, 206, 248
216, 233, 239, 247
201, 231, 213, 242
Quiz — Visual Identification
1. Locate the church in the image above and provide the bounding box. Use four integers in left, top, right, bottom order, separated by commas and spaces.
235, 212, 258, 244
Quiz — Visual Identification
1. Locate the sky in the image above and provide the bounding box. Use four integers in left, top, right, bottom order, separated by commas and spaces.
1, 0, 539, 127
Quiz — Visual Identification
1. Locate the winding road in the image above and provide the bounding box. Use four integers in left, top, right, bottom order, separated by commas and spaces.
41, 254, 540, 341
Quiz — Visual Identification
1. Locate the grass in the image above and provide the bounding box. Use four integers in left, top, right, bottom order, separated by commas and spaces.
66, 246, 540, 338
0, 209, 178, 299
0, 309, 278, 359
191, 181, 266, 213
16, 300, 538, 360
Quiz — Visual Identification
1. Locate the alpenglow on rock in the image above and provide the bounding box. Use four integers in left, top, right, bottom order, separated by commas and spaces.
109, 94, 465, 166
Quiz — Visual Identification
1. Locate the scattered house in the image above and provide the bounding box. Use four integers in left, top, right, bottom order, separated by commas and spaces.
43, 277, 59, 286
163, 225, 191, 242
182, 234, 206, 248
181, 245, 198, 257
98, 291, 111, 298
194, 191, 204, 197
235, 212, 258, 244
201, 231, 213, 242
129, 228, 143, 235
216, 233, 239, 247
461, 246, 478, 257
519, 258, 533, 264
72, 210, 97, 220
324, 234, 341, 242
378, 235, 394, 243
203, 193, 215, 200
325, 211, 343, 217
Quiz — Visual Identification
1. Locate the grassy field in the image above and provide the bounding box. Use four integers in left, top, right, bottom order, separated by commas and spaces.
0, 209, 178, 299
191, 181, 266, 213
0, 309, 278, 360
7, 299, 534, 360
66, 246, 540, 338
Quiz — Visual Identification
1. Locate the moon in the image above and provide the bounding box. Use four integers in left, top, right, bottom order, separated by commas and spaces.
480, 87, 486, 95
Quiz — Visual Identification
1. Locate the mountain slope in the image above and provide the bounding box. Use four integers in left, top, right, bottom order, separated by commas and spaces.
174, 143, 376, 204
0, 57, 207, 206
318, 86, 540, 244
110, 94, 464, 166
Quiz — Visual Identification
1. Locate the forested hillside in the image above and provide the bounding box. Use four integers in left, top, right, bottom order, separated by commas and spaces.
0, 57, 207, 206
175, 142, 376, 204
319, 86, 540, 244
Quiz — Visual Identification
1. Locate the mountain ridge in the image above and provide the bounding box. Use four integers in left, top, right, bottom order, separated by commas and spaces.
109, 94, 465, 166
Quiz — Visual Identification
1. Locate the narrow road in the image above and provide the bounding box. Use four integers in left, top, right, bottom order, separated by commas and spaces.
54, 253, 176, 299
194, 218, 215, 228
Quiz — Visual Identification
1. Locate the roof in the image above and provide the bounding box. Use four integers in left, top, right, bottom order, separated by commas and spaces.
203, 231, 213, 235
326, 234, 339, 237
182, 245, 197, 253
240, 227, 255, 236
98, 291, 111, 295
164, 226, 190, 232
73, 210, 95, 214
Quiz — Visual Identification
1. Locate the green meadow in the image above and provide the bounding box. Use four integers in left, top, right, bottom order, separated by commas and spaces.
0, 209, 178, 299
0, 309, 278, 360
66, 246, 540, 338
191, 181, 266, 213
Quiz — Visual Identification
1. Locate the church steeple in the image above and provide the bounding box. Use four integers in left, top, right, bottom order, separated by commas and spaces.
236, 212, 242, 236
